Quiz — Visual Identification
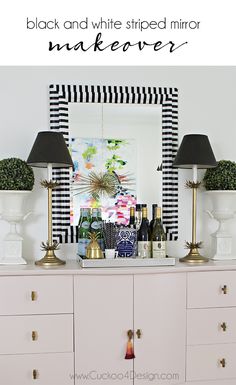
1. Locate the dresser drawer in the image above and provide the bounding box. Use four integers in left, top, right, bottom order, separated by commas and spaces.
0, 275, 73, 315
0, 314, 73, 354
187, 344, 236, 381
187, 308, 236, 345
0, 352, 74, 385
187, 271, 236, 308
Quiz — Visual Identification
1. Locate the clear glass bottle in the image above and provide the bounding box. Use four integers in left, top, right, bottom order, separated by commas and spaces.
151, 207, 166, 258
137, 206, 151, 258
78, 208, 91, 257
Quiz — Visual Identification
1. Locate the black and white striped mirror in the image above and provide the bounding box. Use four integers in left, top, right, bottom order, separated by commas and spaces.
49, 84, 178, 243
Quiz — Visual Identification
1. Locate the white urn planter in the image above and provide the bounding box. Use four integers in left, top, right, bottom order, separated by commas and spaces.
0, 190, 31, 265
205, 190, 236, 260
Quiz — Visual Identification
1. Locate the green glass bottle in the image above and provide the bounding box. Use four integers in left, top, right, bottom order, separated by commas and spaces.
78, 208, 91, 257
90, 208, 104, 251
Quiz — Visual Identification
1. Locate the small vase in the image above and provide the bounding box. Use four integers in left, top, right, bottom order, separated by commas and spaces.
116, 228, 137, 257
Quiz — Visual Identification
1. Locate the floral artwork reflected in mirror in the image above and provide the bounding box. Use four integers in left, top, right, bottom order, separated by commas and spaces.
70, 137, 137, 226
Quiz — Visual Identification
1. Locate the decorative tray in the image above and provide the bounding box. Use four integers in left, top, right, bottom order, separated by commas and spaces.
77, 256, 176, 268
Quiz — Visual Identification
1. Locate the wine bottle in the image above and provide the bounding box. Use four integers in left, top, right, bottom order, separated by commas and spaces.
151, 207, 166, 258
78, 208, 91, 257
135, 204, 142, 230
137, 206, 151, 258
149, 204, 158, 234
129, 207, 136, 228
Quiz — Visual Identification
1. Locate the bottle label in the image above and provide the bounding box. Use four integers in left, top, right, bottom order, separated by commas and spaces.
98, 239, 105, 251
152, 241, 166, 258
138, 241, 151, 258
91, 221, 100, 230
78, 238, 90, 257
81, 221, 90, 229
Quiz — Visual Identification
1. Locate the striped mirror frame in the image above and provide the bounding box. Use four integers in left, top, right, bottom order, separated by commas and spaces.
49, 84, 178, 243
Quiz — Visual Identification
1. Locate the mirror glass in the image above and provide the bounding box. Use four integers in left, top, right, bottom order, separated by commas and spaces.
68, 102, 162, 226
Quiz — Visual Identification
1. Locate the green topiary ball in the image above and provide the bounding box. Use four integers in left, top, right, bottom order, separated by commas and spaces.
0, 158, 34, 191
203, 160, 236, 190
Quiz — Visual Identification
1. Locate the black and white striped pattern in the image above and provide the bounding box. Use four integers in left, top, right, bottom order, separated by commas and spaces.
49, 84, 178, 242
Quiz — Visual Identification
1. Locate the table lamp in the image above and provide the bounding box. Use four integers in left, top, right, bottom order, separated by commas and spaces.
27, 131, 73, 266
173, 134, 216, 263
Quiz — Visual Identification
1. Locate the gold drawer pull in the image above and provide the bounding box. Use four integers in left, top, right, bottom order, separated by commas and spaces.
32, 331, 38, 341
127, 329, 133, 339
136, 329, 142, 339
31, 291, 37, 301
221, 285, 228, 295
220, 358, 226, 368
32, 369, 38, 379
221, 322, 227, 332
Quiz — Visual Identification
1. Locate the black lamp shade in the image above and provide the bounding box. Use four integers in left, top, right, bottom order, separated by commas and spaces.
173, 134, 217, 169
27, 131, 73, 168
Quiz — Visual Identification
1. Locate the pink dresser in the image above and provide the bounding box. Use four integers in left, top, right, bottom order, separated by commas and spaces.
0, 261, 236, 385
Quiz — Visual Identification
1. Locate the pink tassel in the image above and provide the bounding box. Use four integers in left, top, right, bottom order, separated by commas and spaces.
125, 339, 135, 359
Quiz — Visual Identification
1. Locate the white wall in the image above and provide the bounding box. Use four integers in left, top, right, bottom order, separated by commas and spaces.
0, 66, 235, 261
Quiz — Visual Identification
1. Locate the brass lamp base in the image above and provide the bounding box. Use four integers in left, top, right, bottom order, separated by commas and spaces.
179, 248, 209, 263
35, 250, 65, 267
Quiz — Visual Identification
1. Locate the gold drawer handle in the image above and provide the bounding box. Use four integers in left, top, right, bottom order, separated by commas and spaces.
221, 285, 228, 295
221, 322, 227, 332
32, 369, 38, 379
32, 331, 38, 341
220, 358, 226, 368
31, 291, 37, 301
127, 329, 133, 339
136, 329, 142, 339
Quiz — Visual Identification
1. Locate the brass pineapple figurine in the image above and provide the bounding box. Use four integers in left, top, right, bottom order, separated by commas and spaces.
86, 232, 104, 259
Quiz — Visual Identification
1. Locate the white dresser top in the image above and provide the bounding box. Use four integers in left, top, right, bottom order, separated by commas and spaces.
1, 259, 236, 276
